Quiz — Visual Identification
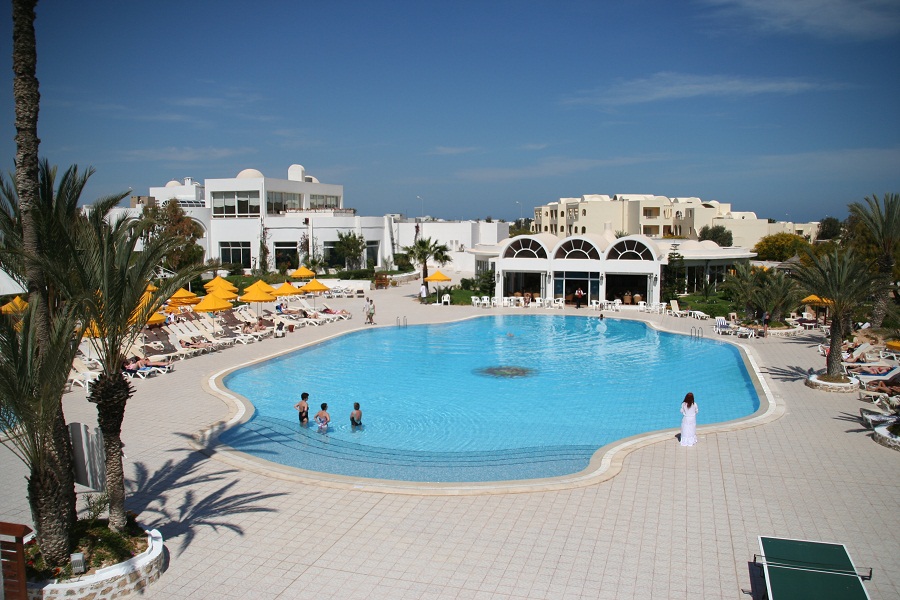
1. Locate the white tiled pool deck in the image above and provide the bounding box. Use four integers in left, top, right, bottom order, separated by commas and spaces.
2, 284, 899, 599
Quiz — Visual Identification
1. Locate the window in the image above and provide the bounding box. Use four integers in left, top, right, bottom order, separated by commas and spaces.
273, 242, 298, 270
266, 191, 302, 214
555, 238, 601, 260
503, 238, 548, 259
323, 241, 340, 267
366, 241, 379, 267
310, 194, 340, 209
608, 239, 654, 261
220, 241, 251, 268
212, 191, 260, 218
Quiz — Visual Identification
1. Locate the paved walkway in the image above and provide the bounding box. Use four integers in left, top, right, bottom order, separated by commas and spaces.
2, 283, 898, 599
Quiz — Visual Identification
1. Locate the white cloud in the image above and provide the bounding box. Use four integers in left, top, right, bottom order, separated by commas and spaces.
428, 146, 480, 156
456, 155, 666, 182
702, 0, 900, 39
563, 72, 845, 106
122, 146, 257, 162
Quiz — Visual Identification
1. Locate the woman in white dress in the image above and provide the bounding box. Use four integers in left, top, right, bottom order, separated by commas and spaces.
680, 392, 699, 446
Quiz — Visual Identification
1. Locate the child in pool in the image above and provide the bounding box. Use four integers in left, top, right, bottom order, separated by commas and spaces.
315, 403, 330, 432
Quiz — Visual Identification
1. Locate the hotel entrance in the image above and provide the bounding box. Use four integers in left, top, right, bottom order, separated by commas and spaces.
552, 271, 601, 306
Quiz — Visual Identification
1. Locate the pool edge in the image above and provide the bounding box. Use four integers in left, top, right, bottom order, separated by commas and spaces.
191, 314, 784, 495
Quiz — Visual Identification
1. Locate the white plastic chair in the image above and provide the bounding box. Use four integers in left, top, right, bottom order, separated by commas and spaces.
441, 294, 451, 306
480, 296, 491, 308
471, 296, 481, 308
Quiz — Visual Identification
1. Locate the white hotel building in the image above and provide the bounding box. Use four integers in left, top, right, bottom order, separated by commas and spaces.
128, 165, 509, 274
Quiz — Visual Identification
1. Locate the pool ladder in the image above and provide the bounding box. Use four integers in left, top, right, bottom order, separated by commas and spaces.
396, 316, 408, 328
690, 326, 704, 339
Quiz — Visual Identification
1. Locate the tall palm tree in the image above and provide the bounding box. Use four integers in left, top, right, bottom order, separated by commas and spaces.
0, 305, 80, 566
55, 196, 205, 531
0, 161, 92, 560
848, 193, 900, 327
793, 249, 881, 376
403, 237, 450, 293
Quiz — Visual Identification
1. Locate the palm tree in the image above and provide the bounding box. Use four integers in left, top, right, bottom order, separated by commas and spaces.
793, 249, 881, 376
56, 196, 205, 531
403, 237, 450, 293
720, 263, 756, 319
0, 305, 80, 566
751, 269, 800, 324
848, 193, 900, 327
0, 161, 94, 561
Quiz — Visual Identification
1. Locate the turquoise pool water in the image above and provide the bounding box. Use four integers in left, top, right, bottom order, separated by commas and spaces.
220, 315, 760, 481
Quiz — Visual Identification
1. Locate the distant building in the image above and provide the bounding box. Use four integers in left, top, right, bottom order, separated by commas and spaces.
531, 194, 819, 249
116, 165, 508, 274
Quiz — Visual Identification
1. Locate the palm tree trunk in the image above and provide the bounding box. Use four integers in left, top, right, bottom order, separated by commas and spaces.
826, 326, 843, 377
90, 373, 133, 531
13, 0, 78, 555
870, 257, 893, 328
27, 463, 71, 566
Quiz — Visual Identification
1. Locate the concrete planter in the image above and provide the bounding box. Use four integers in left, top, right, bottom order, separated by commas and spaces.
805, 374, 859, 393
873, 423, 900, 452
27, 529, 164, 600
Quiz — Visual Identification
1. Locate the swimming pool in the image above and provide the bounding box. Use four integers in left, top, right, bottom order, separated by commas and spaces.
219, 315, 760, 482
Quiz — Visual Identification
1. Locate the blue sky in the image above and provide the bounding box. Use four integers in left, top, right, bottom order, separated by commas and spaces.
1, 0, 898, 222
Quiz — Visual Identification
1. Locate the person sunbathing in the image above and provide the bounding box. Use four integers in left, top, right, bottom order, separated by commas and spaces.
865, 374, 900, 394
848, 364, 894, 375
322, 307, 350, 315
180, 337, 214, 350
123, 357, 170, 372
278, 304, 302, 315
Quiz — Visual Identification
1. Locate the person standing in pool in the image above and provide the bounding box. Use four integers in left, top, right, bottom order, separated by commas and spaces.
350, 402, 362, 428
294, 392, 309, 426
679, 392, 699, 447
315, 402, 330, 432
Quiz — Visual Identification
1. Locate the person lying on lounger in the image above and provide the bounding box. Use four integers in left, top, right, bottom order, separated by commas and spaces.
123, 357, 170, 371
277, 303, 303, 315
865, 374, 900, 395
180, 337, 214, 350
847, 364, 894, 375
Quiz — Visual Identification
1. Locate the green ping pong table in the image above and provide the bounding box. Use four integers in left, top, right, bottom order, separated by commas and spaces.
755, 536, 872, 600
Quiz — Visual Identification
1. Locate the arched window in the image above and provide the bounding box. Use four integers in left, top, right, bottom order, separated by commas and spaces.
582, 209, 586, 216
554, 238, 601, 259
503, 238, 548, 259
581, 226, 586, 234
608, 239, 654, 261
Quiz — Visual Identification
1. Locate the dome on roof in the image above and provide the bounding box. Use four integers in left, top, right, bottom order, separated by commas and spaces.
165, 180, 181, 187
699, 240, 721, 249
679, 240, 702, 250
236, 168, 264, 179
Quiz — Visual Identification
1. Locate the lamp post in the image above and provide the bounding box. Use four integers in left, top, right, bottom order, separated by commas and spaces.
515, 201, 522, 224
417, 195, 424, 219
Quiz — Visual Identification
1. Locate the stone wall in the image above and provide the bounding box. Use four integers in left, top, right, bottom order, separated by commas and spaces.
27, 529, 163, 600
